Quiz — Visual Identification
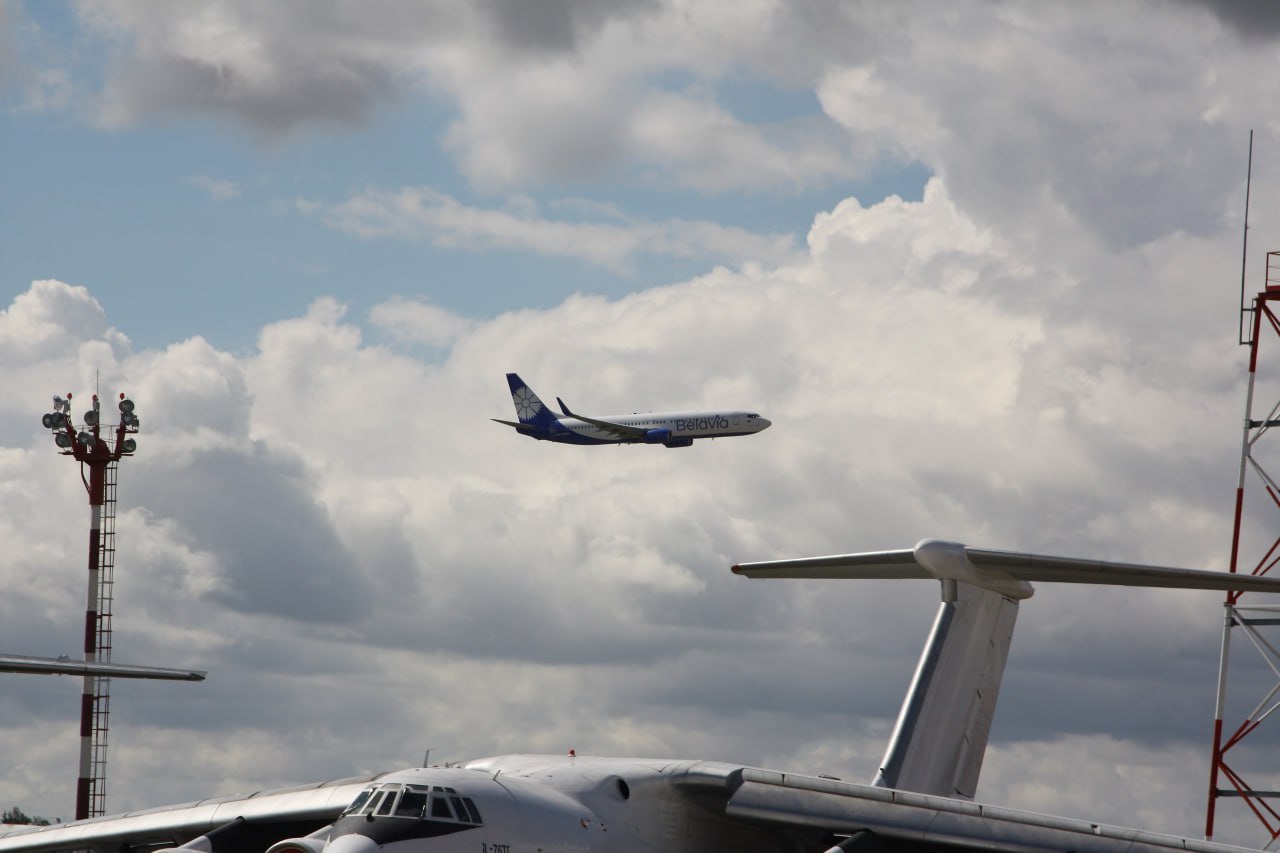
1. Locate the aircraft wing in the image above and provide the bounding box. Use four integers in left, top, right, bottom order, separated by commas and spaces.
554, 397, 648, 440
0, 654, 205, 681
0, 774, 379, 852
677, 764, 1258, 853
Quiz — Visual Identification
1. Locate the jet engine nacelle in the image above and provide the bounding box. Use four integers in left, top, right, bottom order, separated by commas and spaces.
643, 428, 672, 444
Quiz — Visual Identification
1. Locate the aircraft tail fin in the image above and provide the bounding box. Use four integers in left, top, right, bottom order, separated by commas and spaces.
504, 373, 557, 428
732, 539, 1280, 800
872, 582, 1016, 799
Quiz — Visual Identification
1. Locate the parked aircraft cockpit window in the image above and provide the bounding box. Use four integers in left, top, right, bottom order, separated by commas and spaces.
343, 783, 484, 824
376, 790, 398, 816
425, 786, 482, 825
395, 787, 429, 818
360, 790, 387, 816
430, 793, 454, 819
343, 788, 373, 816
449, 794, 468, 818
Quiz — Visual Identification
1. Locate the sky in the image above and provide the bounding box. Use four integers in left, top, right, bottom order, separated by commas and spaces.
3, 0, 1280, 846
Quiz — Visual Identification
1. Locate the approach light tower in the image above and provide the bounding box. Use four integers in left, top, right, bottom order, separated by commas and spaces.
42, 390, 140, 820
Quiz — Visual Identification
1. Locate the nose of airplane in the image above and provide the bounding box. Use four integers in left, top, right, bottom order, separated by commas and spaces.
756, 417, 772, 431
322, 834, 380, 853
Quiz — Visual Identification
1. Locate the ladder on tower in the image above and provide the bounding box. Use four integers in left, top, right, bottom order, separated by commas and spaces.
89, 459, 117, 818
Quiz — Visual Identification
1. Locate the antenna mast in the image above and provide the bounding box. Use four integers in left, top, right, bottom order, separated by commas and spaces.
1205, 133, 1280, 845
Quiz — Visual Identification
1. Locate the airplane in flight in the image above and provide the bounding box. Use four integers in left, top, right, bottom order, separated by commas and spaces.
2, 538, 1278, 853
492, 373, 771, 447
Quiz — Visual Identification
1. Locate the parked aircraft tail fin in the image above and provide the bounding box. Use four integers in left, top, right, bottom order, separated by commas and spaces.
732, 539, 1280, 801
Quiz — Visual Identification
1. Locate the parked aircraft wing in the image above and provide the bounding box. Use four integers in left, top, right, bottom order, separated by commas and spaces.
0, 654, 205, 681
0, 774, 378, 852
554, 397, 647, 440
714, 766, 1257, 853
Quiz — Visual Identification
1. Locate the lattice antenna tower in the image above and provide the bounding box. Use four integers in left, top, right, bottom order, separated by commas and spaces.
1205, 130, 1280, 846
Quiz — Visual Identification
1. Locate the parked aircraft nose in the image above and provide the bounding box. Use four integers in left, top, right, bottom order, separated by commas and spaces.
323, 834, 379, 853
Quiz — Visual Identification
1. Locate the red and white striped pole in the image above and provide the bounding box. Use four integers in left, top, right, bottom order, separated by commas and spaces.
74, 396, 110, 820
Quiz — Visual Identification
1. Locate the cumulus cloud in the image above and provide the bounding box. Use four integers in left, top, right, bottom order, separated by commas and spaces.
64, 0, 861, 189
1176, 0, 1280, 41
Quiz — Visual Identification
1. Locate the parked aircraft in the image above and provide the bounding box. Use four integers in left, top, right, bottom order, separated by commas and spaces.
492, 373, 770, 447
2, 539, 1277, 853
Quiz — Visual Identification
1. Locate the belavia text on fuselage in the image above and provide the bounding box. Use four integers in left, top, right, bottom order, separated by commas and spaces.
492, 373, 771, 448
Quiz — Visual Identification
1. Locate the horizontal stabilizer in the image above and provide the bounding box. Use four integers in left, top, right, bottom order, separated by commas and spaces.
734, 539, 1280, 595
491, 418, 539, 432
733, 548, 924, 580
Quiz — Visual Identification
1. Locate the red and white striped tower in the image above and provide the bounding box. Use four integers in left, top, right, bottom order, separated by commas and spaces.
44, 391, 139, 820
1205, 251, 1280, 843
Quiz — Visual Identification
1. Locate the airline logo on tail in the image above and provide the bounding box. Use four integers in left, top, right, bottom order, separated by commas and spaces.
493, 373, 770, 448
513, 386, 541, 421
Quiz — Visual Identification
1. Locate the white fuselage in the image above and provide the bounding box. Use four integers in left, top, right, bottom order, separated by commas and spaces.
558, 411, 770, 444
302, 756, 788, 853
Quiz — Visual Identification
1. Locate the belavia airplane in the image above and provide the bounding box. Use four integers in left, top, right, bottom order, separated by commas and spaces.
492, 373, 770, 447
2, 539, 1277, 853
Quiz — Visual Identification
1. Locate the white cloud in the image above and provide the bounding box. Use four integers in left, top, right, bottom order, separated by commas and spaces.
63, 0, 864, 190
368, 297, 473, 348
309, 186, 798, 272
186, 174, 241, 201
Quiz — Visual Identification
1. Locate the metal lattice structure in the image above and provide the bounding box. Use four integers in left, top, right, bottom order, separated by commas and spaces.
1206, 251, 1280, 845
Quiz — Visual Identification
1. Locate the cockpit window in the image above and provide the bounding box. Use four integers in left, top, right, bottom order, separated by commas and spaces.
396, 789, 429, 818
376, 790, 398, 815
346, 782, 483, 825
360, 791, 386, 816
344, 788, 373, 816
431, 795, 454, 819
